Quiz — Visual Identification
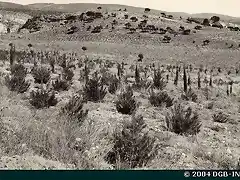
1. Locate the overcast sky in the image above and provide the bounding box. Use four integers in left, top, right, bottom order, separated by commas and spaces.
3, 0, 240, 17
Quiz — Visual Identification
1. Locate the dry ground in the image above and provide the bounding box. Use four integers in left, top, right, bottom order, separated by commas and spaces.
0, 5, 240, 169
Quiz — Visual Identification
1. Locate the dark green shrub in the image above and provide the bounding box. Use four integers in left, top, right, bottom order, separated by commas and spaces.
115, 85, 137, 115
30, 89, 58, 109
149, 90, 174, 107
181, 88, 198, 102
83, 72, 107, 102
61, 95, 88, 125
166, 103, 201, 135
105, 114, 158, 168
52, 78, 69, 91
5, 75, 30, 93
31, 66, 51, 84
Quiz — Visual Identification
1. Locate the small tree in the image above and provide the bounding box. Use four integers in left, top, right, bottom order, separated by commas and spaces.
210, 16, 220, 23
30, 89, 58, 109
144, 8, 151, 13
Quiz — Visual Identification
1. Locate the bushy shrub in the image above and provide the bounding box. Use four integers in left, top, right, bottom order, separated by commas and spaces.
61, 94, 88, 126
115, 85, 137, 115
30, 89, 58, 109
83, 72, 107, 102
105, 114, 158, 169
166, 103, 201, 135
181, 88, 198, 102
5, 75, 30, 93
5, 63, 30, 93
52, 78, 69, 91
31, 66, 51, 84
149, 90, 173, 107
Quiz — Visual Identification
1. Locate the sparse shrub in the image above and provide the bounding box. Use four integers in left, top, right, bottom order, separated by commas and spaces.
91, 25, 103, 33
5, 75, 30, 93
61, 94, 88, 125
149, 90, 174, 107
32, 66, 51, 84
179, 26, 185, 31
206, 102, 214, 109
213, 112, 229, 123
125, 22, 131, 29
115, 85, 137, 115
203, 40, 210, 46
30, 89, 58, 109
182, 29, 191, 35
181, 88, 198, 102
194, 25, 202, 30
129, 28, 136, 33
83, 72, 107, 102
52, 78, 69, 91
166, 103, 201, 135
153, 69, 167, 90
162, 35, 171, 43
105, 114, 158, 169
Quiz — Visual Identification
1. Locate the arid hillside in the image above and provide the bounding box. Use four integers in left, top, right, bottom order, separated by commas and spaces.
0, 2, 240, 170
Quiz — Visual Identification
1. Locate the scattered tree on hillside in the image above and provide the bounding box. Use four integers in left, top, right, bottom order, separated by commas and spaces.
130, 16, 138, 22
144, 8, 151, 13
161, 13, 166, 18
202, 18, 210, 26
210, 16, 220, 23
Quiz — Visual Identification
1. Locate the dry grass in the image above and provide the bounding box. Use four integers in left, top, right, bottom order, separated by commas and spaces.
0, 5, 240, 170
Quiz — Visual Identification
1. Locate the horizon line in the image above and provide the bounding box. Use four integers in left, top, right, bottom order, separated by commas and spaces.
1, 1, 240, 18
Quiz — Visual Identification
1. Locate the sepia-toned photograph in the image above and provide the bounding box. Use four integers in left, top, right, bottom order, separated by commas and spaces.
0, 0, 239, 170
